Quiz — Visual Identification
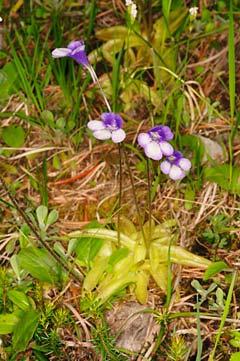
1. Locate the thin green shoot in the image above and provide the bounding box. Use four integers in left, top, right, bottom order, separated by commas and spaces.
209, 270, 237, 361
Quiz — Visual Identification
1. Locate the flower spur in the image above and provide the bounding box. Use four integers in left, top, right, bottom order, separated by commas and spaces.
52, 40, 89, 67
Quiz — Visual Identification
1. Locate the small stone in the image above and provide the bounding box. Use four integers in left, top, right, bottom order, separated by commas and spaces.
105, 301, 159, 353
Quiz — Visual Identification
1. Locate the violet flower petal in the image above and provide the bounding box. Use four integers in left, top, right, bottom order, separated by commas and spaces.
169, 165, 185, 180
137, 133, 151, 148
67, 41, 84, 50
52, 48, 71, 58
93, 129, 112, 140
162, 126, 174, 141
178, 158, 191, 171
101, 112, 123, 128
160, 160, 171, 175
87, 120, 105, 131
159, 141, 174, 156
111, 129, 126, 143
144, 142, 162, 160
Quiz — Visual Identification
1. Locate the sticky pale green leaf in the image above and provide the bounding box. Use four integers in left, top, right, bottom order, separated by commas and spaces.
12, 309, 40, 352
108, 248, 129, 267
8, 290, 30, 311
0, 314, 19, 334
2, 125, 26, 147
18, 247, 60, 283
96, 26, 128, 41
135, 270, 149, 304
203, 261, 228, 281
117, 216, 137, 237
10, 254, 22, 281
83, 257, 108, 291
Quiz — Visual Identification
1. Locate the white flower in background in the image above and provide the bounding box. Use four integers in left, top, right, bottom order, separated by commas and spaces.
0, 17, 3, 22
189, 7, 198, 17
125, 0, 137, 21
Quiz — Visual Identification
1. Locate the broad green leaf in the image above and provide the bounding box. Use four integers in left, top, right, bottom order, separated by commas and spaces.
18, 247, 60, 283
230, 353, 240, 361
203, 261, 228, 281
12, 309, 40, 352
41, 110, 54, 127
0, 314, 19, 334
46, 209, 58, 227
0, 62, 18, 99
75, 237, 103, 265
10, 254, 22, 281
204, 165, 240, 195
8, 290, 30, 311
181, 134, 205, 162
2, 125, 26, 147
36, 205, 48, 229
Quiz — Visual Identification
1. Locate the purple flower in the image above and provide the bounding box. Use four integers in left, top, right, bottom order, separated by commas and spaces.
137, 125, 174, 160
87, 112, 126, 143
160, 151, 191, 180
52, 40, 89, 67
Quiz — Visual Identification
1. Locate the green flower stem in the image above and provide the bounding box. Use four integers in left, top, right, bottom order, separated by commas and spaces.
87, 65, 123, 243
122, 145, 147, 246
146, 158, 152, 242
87, 65, 112, 112
117, 143, 123, 245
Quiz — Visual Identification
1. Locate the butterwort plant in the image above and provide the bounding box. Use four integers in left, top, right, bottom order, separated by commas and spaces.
51, 37, 210, 308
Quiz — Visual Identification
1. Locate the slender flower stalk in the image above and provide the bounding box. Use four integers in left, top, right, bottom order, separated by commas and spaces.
146, 158, 152, 241
122, 145, 146, 245
117, 144, 123, 245
86, 65, 112, 113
